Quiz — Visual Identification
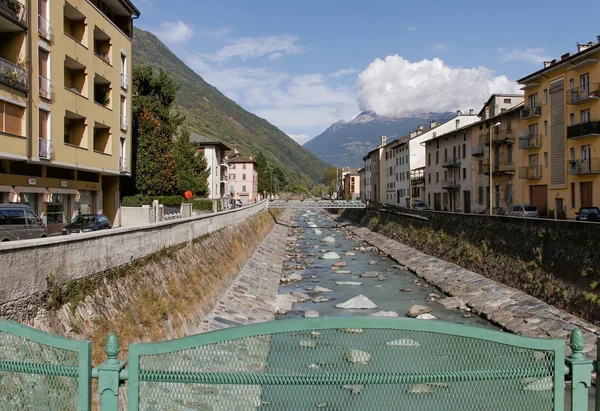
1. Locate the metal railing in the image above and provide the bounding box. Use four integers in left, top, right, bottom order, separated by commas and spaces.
519, 133, 542, 149
568, 83, 600, 104
37, 14, 52, 40
0, 0, 27, 27
120, 73, 127, 89
472, 145, 484, 156
568, 158, 600, 175
567, 120, 600, 140
119, 156, 126, 172
120, 114, 127, 131
38, 137, 52, 160
441, 157, 461, 168
39, 75, 52, 99
441, 180, 461, 190
519, 165, 542, 179
483, 161, 516, 175
520, 105, 542, 119
0, 56, 27, 91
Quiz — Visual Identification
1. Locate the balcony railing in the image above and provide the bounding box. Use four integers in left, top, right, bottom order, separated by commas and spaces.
0, 57, 26, 91
568, 83, 600, 105
519, 165, 542, 179
520, 105, 542, 119
120, 114, 128, 131
441, 180, 461, 191
95, 52, 110, 65
410, 177, 425, 186
0, 0, 27, 28
441, 157, 461, 168
568, 158, 600, 175
120, 73, 128, 90
519, 134, 542, 149
38, 14, 52, 40
39, 75, 52, 100
483, 162, 516, 175
39, 138, 52, 160
472, 146, 484, 156
119, 156, 127, 172
567, 120, 600, 140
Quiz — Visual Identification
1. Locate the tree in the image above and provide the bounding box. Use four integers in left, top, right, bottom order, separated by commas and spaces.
255, 151, 270, 195
323, 167, 338, 195
272, 166, 288, 193
173, 125, 209, 197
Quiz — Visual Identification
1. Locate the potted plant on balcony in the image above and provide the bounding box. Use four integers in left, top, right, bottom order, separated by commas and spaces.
100, 90, 110, 106
3, 0, 22, 19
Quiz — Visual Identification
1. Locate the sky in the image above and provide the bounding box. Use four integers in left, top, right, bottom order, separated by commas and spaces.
136, 0, 600, 145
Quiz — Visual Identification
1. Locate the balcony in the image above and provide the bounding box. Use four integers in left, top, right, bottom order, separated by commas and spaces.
483, 162, 516, 175
568, 158, 600, 175
472, 146, 484, 156
519, 165, 542, 179
38, 14, 52, 40
0, 57, 26, 91
39, 75, 52, 100
94, 26, 111, 65
410, 176, 425, 186
441, 180, 461, 191
120, 114, 127, 131
93, 75, 111, 108
520, 105, 542, 119
441, 157, 461, 168
519, 134, 542, 149
119, 156, 126, 172
39, 138, 52, 160
120, 73, 128, 90
567, 120, 600, 140
0, 0, 27, 29
568, 83, 600, 105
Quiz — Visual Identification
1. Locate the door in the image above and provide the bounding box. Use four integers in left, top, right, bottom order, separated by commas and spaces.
581, 182, 593, 208
434, 193, 441, 211
464, 191, 471, 213
530, 185, 548, 217
582, 145, 591, 173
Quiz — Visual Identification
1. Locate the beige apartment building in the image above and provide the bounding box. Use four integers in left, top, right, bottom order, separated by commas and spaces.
343, 172, 360, 200
518, 37, 600, 218
227, 154, 258, 205
0, 0, 139, 233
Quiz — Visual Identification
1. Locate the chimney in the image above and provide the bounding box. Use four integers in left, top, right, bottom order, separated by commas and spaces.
597, 35, 600, 43
456, 110, 462, 115
380, 135, 387, 147
418, 124, 424, 131
469, 109, 474, 115
409, 131, 417, 138
234, 148, 239, 154
561, 52, 570, 61
543, 61, 552, 68
430, 120, 437, 128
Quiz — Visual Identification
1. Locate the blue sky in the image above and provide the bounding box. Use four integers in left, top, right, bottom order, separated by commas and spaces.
137, 0, 600, 144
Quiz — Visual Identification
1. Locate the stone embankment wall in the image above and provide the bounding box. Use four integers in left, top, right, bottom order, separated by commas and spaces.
0, 201, 268, 321
341, 207, 600, 325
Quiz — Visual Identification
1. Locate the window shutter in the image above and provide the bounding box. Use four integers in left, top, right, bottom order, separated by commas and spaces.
5, 103, 24, 135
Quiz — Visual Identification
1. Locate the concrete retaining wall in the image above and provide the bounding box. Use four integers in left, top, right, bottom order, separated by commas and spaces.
0, 201, 268, 307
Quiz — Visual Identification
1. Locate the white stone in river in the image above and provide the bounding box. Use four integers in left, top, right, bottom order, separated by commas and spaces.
407, 384, 433, 394
286, 273, 303, 282
313, 229, 323, 235
321, 252, 341, 260
336, 281, 363, 286
289, 292, 310, 303
345, 349, 371, 364
304, 310, 319, 318
370, 311, 400, 317
416, 313, 436, 320
386, 339, 421, 347
300, 339, 317, 348
345, 252, 356, 256
312, 296, 329, 303
314, 286, 333, 293
335, 295, 377, 309
408, 305, 432, 318
360, 272, 379, 278
320, 236, 336, 243
336, 270, 352, 274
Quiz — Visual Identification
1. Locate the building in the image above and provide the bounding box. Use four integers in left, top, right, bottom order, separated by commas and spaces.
362, 154, 372, 201
358, 167, 365, 200
362, 135, 386, 203
190, 133, 230, 202
478, 94, 524, 119
227, 154, 258, 205
410, 167, 426, 203
0, 0, 139, 233
517, 36, 600, 218
382, 137, 410, 207
343, 172, 360, 200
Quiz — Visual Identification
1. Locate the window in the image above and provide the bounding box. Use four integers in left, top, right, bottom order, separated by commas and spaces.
463, 143, 466, 158
463, 168, 466, 179
242, 174, 246, 180
570, 148, 576, 162
479, 160, 483, 174
569, 78, 575, 91
570, 113, 575, 126
507, 145, 513, 164
581, 73, 590, 91
435, 151, 439, 164
544, 152, 548, 168
571, 183, 576, 208
444, 148, 447, 160
389, 166, 393, 176
229, 174, 235, 179
581, 109, 591, 123
444, 170, 447, 180
428, 193, 431, 205
428, 173, 431, 183
39, 48, 51, 99
0, 102, 25, 136
120, 53, 127, 89
543, 89, 548, 104
242, 164, 247, 169
242, 185, 246, 192
436, 172, 439, 183
478, 186, 483, 205
230, 164, 236, 169
436, 140, 439, 149
543, 121, 548, 136
506, 118, 512, 132
528, 93, 538, 107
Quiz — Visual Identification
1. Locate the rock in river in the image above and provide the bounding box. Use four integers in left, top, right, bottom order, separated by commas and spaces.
370, 311, 399, 317
335, 295, 377, 309
320, 236, 336, 243
416, 313, 436, 320
360, 272, 379, 278
314, 286, 333, 293
408, 305, 432, 318
321, 252, 340, 260
285, 273, 303, 282
345, 349, 371, 364
312, 296, 330, 303
332, 261, 347, 267
304, 310, 319, 318
336, 281, 363, 286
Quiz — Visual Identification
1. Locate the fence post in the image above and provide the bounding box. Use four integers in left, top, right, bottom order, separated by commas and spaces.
97, 333, 126, 411
566, 328, 594, 411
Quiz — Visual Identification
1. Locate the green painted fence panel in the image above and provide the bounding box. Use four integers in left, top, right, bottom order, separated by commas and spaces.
0, 318, 92, 410
127, 318, 565, 410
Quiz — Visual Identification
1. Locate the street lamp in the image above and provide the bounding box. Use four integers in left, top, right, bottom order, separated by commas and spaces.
489, 122, 502, 215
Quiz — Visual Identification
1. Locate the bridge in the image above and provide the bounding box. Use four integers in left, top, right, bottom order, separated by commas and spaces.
268, 199, 366, 209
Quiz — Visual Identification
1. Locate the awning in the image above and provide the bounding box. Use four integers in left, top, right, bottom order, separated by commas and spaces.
0, 185, 17, 202
47, 188, 81, 202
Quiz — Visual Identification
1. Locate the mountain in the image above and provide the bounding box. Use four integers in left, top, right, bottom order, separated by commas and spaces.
304, 111, 455, 167
132, 28, 329, 186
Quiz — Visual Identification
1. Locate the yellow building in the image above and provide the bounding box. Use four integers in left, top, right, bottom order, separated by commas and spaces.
518, 37, 600, 218
0, 0, 139, 233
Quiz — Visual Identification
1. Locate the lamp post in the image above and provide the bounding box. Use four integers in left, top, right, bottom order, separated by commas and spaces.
489, 122, 502, 215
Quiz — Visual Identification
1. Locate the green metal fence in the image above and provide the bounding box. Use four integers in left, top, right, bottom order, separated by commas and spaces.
0, 317, 597, 410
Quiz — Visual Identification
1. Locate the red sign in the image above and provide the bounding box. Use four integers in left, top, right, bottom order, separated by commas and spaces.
184, 190, 193, 199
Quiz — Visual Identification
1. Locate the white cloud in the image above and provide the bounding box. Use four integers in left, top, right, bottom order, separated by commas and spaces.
428, 43, 448, 51
288, 133, 312, 145
330, 68, 358, 77
406, 25, 419, 31
210, 35, 303, 61
268, 52, 283, 60
499, 47, 550, 64
154, 21, 194, 44
201, 27, 232, 38
357, 55, 519, 117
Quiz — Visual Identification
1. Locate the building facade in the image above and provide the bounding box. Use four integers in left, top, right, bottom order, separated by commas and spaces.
191, 133, 230, 201
0, 0, 139, 233
382, 137, 410, 207
362, 153, 372, 201
343, 172, 360, 200
518, 37, 600, 218
227, 154, 258, 205
358, 167, 365, 200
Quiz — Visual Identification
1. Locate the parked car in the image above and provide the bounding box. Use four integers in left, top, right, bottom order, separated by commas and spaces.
0, 204, 48, 241
506, 204, 539, 218
575, 207, 600, 222
62, 214, 111, 235
412, 200, 429, 210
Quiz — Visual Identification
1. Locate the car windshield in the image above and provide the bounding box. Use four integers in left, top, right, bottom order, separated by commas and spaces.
71, 215, 97, 225
524, 206, 537, 211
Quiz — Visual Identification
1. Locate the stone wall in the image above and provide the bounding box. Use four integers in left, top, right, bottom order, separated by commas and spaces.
341, 207, 600, 324
0, 201, 267, 318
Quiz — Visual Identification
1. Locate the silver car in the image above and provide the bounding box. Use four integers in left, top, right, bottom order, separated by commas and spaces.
0, 204, 48, 241
506, 204, 539, 218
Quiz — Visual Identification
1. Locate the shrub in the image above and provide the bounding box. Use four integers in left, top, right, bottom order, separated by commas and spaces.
121, 194, 184, 207
187, 199, 213, 211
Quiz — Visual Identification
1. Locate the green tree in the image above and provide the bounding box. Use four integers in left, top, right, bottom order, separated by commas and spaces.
323, 167, 338, 195
173, 125, 209, 197
255, 150, 270, 195
272, 166, 288, 193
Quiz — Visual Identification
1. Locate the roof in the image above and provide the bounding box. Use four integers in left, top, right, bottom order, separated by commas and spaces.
517, 42, 600, 84
122, 0, 141, 17
190, 133, 231, 151
477, 94, 524, 117
228, 154, 258, 165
